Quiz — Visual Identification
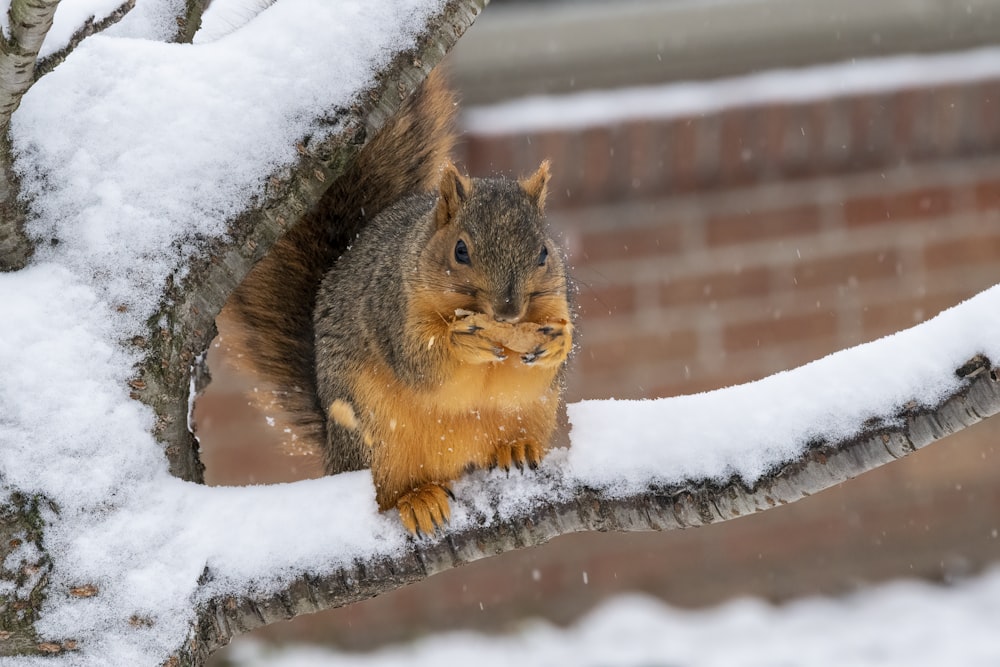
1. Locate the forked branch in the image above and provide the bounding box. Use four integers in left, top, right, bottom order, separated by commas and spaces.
34, 0, 136, 80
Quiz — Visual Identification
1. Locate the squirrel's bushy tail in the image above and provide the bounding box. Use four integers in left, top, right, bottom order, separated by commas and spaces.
217, 68, 457, 457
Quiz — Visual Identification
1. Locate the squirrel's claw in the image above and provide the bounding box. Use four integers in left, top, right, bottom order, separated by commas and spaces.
521, 346, 544, 365
396, 482, 452, 535
449, 318, 510, 364
490, 439, 544, 474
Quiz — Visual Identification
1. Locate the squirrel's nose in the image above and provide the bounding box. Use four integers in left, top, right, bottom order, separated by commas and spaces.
492, 298, 526, 323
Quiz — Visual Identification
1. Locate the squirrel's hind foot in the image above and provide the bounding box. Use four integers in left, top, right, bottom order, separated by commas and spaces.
490, 439, 545, 473
396, 482, 453, 535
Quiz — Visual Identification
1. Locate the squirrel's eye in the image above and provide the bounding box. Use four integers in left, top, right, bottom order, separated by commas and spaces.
538, 245, 549, 266
455, 239, 471, 265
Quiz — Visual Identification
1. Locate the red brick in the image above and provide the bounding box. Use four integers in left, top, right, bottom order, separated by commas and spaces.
706, 204, 820, 246
842, 187, 952, 227
890, 88, 920, 156
896, 187, 952, 220
659, 267, 771, 306
526, 131, 574, 209
577, 329, 699, 375
580, 126, 613, 203
759, 104, 787, 167
954, 85, 988, 154
926, 85, 965, 158
622, 120, 660, 198
577, 224, 683, 264
669, 116, 699, 192
800, 100, 830, 176
817, 97, 853, 172
791, 249, 900, 291
924, 235, 1000, 271
719, 107, 756, 186
462, 134, 516, 175
723, 311, 838, 353
849, 94, 893, 168
977, 80, 1000, 151
575, 283, 636, 320
759, 101, 825, 180
974, 179, 1000, 212
605, 124, 638, 201
861, 292, 972, 340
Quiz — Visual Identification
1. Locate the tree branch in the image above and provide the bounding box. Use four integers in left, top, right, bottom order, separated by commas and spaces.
186, 355, 1000, 654
0, 494, 55, 657
0, 0, 59, 130
133, 0, 489, 483
0, 0, 61, 271
0, 133, 31, 271
174, 0, 209, 44
33, 0, 136, 81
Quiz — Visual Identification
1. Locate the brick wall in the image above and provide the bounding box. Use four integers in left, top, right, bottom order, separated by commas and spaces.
202, 72, 1000, 657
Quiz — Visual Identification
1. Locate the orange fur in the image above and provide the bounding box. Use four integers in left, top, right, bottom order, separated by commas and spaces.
358, 289, 571, 527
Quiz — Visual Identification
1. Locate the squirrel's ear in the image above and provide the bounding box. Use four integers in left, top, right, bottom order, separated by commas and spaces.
435, 161, 471, 228
519, 160, 551, 212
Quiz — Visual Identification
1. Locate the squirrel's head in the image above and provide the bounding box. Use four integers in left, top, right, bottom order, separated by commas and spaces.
422, 161, 567, 323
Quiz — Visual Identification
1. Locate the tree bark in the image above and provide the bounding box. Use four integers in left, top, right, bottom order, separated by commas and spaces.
0, 0, 60, 129
0, 133, 31, 271
0, 494, 56, 657
174, 0, 208, 44
0, 0, 61, 271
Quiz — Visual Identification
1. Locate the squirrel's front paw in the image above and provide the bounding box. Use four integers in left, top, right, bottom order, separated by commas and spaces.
396, 482, 453, 535
490, 439, 545, 473
518, 321, 572, 368
449, 316, 507, 364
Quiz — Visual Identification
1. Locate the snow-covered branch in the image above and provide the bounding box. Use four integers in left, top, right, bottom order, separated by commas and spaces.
33, 0, 136, 80
190, 343, 1000, 654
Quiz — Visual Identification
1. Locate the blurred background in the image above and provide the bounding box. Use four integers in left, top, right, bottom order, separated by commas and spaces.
199, 0, 1000, 661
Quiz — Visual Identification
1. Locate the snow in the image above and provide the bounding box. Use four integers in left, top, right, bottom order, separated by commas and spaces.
464, 46, 1000, 135
40, 0, 135, 58
101, 0, 188, 43
228, 568, 1000, 667
193, 0, 276, 44
2, 7, 1000, 664
568, 286, 1000, 493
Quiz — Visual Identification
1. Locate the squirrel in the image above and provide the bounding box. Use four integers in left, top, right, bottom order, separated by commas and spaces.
218, 68, 573, 534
